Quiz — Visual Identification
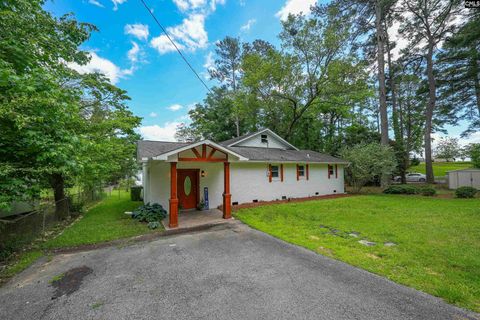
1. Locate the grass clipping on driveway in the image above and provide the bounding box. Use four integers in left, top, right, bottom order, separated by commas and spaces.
43, 191, 155, 249
235, 195, 480, 312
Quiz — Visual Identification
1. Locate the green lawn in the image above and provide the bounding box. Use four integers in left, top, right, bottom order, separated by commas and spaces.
409, 161, 472, 177
43, 191, 156, 249
235, 195, 480, 312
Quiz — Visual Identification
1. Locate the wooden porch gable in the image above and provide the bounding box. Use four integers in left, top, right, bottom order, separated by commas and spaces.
178, 144, 228, 162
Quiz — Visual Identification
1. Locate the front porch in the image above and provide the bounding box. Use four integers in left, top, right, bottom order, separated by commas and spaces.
161, 208, 230, 231
156, 141, 247, 228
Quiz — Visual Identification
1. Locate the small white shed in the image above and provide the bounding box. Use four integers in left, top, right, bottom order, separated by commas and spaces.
447, 168, 480, 189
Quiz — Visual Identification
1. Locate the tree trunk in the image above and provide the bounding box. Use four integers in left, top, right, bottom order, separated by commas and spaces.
386, 33, 406, 184
425, 43, 436, 184
50, 173, 69, 220
472, 56, 480, 116
375, 0, 389, 187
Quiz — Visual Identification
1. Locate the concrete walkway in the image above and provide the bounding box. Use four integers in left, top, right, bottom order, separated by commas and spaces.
0, 222, 477, 320
161, 208, 230, 230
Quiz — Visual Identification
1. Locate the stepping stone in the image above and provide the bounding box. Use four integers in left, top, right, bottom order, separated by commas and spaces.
349, 232, 359, 238
384, 242, 396, 247
358, 240, 376, 246
309, 235, 320, 240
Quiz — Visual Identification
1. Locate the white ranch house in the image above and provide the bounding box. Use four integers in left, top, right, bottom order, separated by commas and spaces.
137, 129, 347, 228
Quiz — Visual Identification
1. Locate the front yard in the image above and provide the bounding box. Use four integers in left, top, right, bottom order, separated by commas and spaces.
235, 195, 480, 312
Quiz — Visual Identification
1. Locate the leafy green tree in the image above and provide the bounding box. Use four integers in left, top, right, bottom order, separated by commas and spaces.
466, 144, 480, 168
0, 0, 140, 216
434, 137, 461, 162
341, 143, 397, 193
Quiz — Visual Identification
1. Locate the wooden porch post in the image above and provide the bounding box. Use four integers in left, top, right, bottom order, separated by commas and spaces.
169, 162, 179, 228
223, 161, 231, 219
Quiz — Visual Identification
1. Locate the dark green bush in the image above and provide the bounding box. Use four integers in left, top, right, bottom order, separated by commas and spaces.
410, 157, 420, 166
131, 203, 167, 229
455, 186, 478, 198
383, 184, 437, 196
130, 186, 143, 201
417, 186, 436, 196
383, 185, 417, 195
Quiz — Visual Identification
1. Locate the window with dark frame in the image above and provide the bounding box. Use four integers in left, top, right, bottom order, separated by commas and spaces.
271, 165, 279, 178
328, 165, 335, 176
261, 134, 268, 143
298, 165, 305, 177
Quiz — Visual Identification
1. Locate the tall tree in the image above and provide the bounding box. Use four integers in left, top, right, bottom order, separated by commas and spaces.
437, 10, 480, 136
209, 37, 243, 137
400, 0, 462, 183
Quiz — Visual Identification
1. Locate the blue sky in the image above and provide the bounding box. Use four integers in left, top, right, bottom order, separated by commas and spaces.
45, 0, 478, 146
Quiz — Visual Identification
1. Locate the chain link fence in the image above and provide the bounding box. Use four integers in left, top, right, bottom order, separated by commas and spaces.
0, 186, 110, 262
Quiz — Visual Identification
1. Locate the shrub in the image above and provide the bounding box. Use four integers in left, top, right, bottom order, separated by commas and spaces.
455, 186, 478, 198
410, 157, 420, 166
131, 203, 167, 229
383, 185, 417, 195
130, 186, 143, 201
417, 186, 436, 196
341, 143, 397, 193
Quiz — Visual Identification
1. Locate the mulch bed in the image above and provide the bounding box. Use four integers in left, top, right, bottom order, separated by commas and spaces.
224, 193, 353, 212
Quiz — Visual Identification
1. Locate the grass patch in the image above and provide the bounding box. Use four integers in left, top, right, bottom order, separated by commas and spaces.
0, 250, 44, 281
235, 195, 480, 312
409, 161, 472, 177
43, 190, 159, 249
49, 272, 65, 284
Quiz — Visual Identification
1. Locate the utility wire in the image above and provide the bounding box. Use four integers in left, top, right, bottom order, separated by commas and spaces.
139, 0, 212, 93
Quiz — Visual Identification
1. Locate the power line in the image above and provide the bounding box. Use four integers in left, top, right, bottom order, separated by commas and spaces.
139, 0, 212, 93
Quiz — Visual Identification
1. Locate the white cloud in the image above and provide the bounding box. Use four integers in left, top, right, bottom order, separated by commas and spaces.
240, 18, 256, 32
68, 51, 131, 84
150, 14, 207, 54
275, 0, 316, 21
112, 0, 127, 10
124, 24, 149, 41
88, 0, 104, 7
139, 122, 180, 141
209, 0, 226, 11
203, 52, 215, 69
149, 112, 158, 117
173, 0, 207, 11
127, 41, 140, 63
168, 104, 183, 111
150, 34, 184, 54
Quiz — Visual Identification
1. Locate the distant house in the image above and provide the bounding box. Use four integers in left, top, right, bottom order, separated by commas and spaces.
137, 129, 347, 228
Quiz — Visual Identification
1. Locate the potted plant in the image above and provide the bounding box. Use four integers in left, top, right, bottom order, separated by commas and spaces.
197, 198, 206, 211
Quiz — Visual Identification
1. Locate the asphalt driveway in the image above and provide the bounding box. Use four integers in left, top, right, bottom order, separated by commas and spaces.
0, 222, 477, 320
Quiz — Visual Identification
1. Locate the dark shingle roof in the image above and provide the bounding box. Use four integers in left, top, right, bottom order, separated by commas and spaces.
227, 146, 348, 164
219, 131, 261, 146
137, 141, 188, 160
137, 139, 348, 164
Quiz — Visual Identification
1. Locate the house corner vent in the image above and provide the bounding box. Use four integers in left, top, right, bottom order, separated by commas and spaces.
315, 192, 319, 195
232, 201, 238, 206
252, 199, 258, 203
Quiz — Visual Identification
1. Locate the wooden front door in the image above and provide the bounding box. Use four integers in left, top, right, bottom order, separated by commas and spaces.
177, 169, 199, 210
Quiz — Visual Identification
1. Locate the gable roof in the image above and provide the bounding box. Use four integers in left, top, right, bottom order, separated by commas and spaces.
220, 128, 299, 150
137, 129, 348, 164
151, 140, 248, 161
137, 141, 189, 160
227, 146, 348, 164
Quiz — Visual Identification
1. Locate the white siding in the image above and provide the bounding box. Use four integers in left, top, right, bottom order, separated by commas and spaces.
146, 161, 224, 212
145, 161, 345, 213
230, 163, 344, 205
235, 133, 291, 149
